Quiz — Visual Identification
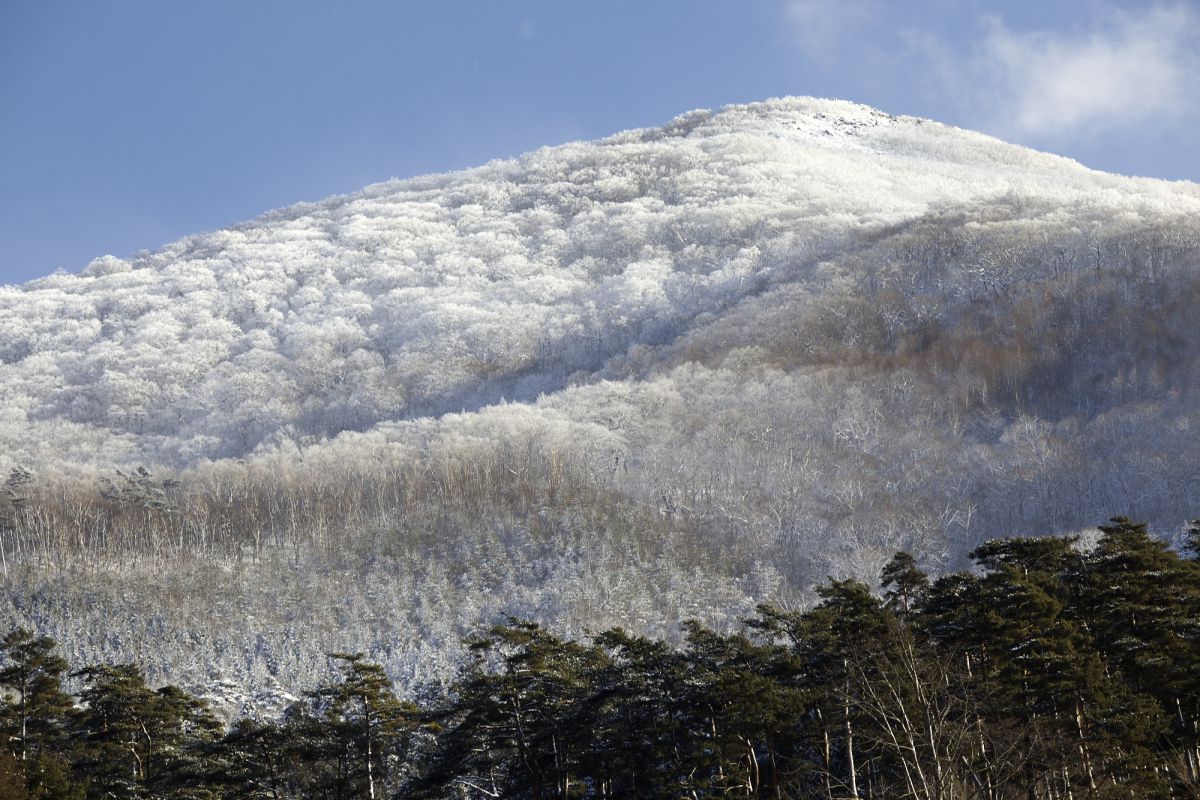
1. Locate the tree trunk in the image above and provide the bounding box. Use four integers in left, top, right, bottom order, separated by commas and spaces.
363, 698, 376, 800
746, 738, 760, 795
1176, 699, 1199, 783
1074, 701, 1097, 799
845, 693, 860, 799
818, 707, 834, 800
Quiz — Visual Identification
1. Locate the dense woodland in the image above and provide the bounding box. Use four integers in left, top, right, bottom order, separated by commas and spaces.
1, 518, 1198, 798
3, 97, 1200, 705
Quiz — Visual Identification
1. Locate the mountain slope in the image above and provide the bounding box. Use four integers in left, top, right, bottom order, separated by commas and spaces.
3, 97, 1194, 468
2, 97, 1198, 703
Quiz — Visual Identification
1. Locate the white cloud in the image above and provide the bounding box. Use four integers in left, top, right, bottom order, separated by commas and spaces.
784, 0, 879, 62
972, 4, 1200, 142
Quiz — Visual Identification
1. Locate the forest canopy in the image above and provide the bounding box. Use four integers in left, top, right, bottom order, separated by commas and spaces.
2, 520, 1198, 798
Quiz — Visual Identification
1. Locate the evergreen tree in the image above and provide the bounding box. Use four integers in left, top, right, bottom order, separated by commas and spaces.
1185, 519, 1200, 560
207, 718, 292, 799
750, 582, 897, 799
71, 664, 220, 799
967, 530, 1173, 797
1080, 517, 1200, 787
880, 551, 929, 617
0, 750, 32, 799
422, 620, 608, 799
144, 684, 224, 798
305, 653, 417, 799
0, 629, 77, 794
587, 627, 702, 798
679, 622, 810, 797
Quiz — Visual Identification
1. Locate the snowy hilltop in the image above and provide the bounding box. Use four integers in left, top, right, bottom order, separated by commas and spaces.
3, 97, 1195, 469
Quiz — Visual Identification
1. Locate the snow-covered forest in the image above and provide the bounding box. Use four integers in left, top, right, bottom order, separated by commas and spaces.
1, 97, 1198, 705
4, 521, 1200, 797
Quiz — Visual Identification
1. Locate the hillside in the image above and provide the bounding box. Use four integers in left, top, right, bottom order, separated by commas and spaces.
2, 97, 1198, 706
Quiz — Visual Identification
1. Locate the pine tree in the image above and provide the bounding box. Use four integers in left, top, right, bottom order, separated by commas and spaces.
0, 630, 75, 788
589, 626, 718, 798
966, 531, 1172, 797
207, 718, 292, 799
306, 653, 418, 800
0, 750, 32, 799
679, 622, 809, 797
1079, 517, 1200, 787
422, 620, 608, 799
1184, 519, 1200, 560
750, 582, 896, 799
145, 684, 224, 798
71, 664, 220, 799
880, 551, 930, 617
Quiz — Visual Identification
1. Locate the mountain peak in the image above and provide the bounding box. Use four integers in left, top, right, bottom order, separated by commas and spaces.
1, 97, 1197, 470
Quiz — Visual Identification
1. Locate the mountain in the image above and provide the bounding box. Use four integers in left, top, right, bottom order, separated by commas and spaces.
2, 97, 1198, 705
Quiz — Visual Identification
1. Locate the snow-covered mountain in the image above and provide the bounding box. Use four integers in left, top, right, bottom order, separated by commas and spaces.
3, 97, 1198, 699
4, 97, 1194, 468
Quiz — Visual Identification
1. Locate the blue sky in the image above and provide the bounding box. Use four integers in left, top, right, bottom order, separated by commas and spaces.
2, 0, 1198, 285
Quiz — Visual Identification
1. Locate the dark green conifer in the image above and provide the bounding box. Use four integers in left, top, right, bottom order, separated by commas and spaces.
71, 664, 220, 799
880, 551, 930, 617
418, 620, 608, 798
308, 653, 417, 799
0, 630, 73, 758
1080, 517, 1200, 787
588, 627, 700, 798
0, 629, 76, 794
679, 622, 809, 797
208, 718, 291, 799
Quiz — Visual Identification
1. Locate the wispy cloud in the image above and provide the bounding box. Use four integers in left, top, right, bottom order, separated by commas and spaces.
972, 4, 1200, 142
781, 1, 1200, 148
784, 0, 879, 63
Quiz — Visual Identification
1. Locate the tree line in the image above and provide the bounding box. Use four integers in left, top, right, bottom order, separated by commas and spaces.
2, 517, 1198, 798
